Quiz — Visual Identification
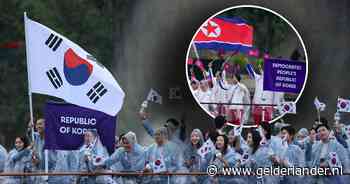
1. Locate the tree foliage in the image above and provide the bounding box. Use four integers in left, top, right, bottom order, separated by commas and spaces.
0, 0, 117, 148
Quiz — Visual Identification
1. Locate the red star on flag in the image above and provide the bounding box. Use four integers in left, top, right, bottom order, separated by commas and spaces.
201, 21, 221, 38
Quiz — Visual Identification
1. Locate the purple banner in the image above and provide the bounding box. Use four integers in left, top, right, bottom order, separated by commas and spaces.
44, 101, 116, 154
263, 58, 306, 94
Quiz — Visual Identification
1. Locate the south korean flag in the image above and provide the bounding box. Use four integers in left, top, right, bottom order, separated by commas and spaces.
197, 139, 215, 158
277, 101, 296, 114
152, 158, 167, 173
92, 155, 106, 166
147, 88, 162, 104
328, 152, 342, 168
240, 150, 250, 166
24, 13, 124, 116
344, 125, 350, 139
337, 98, 350, 112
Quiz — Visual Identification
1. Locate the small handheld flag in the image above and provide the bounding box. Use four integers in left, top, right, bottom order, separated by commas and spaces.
147, 88, 162, 104
240, 150, 250, 165
328, 152, 341, 168
194, 59, 205, 71
337, 97, 350, 112
197, 139, 215, 158
234, 126, 243, 136
277, 102, 296, 114
152, 158, 167, 173
139, 100, 148, 113
314, 97, 326, 111
344, 125, 350, 139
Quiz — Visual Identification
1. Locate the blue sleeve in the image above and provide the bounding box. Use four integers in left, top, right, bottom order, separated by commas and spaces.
134, 149, 146, 171
142, 119, 155, 137
104, 151, 121, 169
335, 134, 348, 149
335, 142, 350, 172
11, 149, 30, 162
68, 151, 79, 172
305, 140, 313, 163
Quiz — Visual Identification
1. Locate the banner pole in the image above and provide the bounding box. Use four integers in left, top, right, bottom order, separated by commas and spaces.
24, 12, 35, 142
262, 106, 266, 122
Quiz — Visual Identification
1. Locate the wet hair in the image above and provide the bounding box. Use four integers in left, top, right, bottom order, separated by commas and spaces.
214, 115, 226, 129
16, 136, 29, 150
216, 134, 229, 155
281, 126, 296, 140
260, 121, 272, 140
316, 123, 330, 132
166, 118, 180, 127
251, 130, 262, 154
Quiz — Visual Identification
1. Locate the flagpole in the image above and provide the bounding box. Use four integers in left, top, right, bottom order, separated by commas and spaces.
24, 12, 48, 183
24, 12, 35, 142
317, 108, 321, 124
192, 43, 200, 60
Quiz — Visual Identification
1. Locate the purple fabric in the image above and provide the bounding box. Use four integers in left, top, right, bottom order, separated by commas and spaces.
44, 101, 116, 154
263, 58, 306, 94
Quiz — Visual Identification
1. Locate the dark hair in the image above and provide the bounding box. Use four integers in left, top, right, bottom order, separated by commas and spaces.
309, 128, 316, 132
260, 121, 272, 140
314, 117, 328, 125
242, 128, 252, 141
214, 115, 226, 129
290, 48, 301, 60
190, 81, 197, 85
234, 74, 241, 82
281, 126, 296, 140
166, 118, 180, 127
118, 133, 126, 141
316, 123, 330, 132
16, 136, 29, 150
251, 130, 262, 154
207, 130, 219, 143
216, 134, 229, 155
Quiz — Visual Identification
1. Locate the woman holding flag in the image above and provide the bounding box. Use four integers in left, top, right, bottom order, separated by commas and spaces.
182, 129, 210, 184
207, 134, 244, 183
245, 130, 279, 184
77, 129, 115, 184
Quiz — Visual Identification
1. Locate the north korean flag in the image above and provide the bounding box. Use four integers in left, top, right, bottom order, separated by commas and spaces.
194, 16, 253, 53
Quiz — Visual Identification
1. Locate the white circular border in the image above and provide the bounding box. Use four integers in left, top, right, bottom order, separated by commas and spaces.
185, 5, 309, 127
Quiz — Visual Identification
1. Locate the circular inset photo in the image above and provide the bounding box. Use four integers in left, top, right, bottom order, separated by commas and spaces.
186, 5, 308, 127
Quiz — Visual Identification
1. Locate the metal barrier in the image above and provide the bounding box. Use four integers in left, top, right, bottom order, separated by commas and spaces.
0, 171, 349, 176
199, 102, 277, 106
